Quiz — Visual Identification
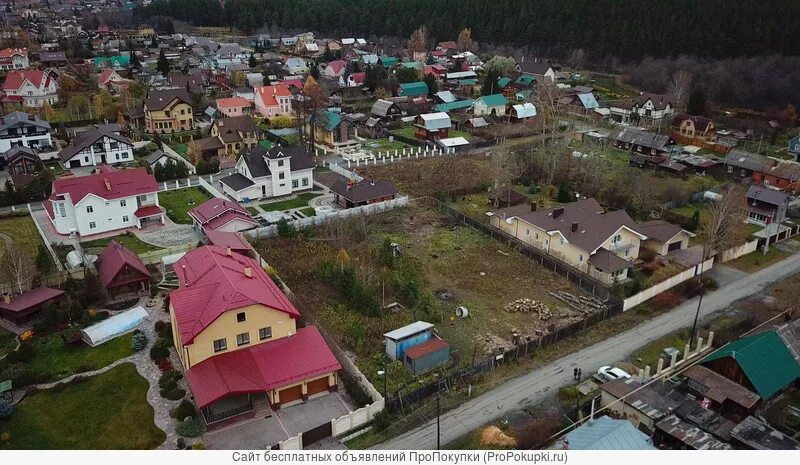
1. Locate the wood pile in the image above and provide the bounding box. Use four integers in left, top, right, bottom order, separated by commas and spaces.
547, 291, 606, 313
503, 298, 553, 320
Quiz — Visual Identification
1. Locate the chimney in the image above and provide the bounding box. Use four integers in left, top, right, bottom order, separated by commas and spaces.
218, 120, 223, 127
244, 266, 252, 278
226, 246, 232, 256
103, 178, 111, 191
2, 293, 9, 305
571, 222, 578, 233
553, 207, 564, 219
182, 264, 189, 286
530, 202, 536, 212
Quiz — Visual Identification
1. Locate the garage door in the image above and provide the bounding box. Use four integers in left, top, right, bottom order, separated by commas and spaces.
279, 385, 303, 404
668, 241, 682, 252
306, 377, 329, 396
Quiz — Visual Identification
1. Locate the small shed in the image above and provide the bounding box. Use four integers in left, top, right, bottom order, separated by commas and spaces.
404, 338, 449, 375
489, 186, 529, 208
383, 321, 434, 360
0, 287, 66, 325
81, 306, 150, 347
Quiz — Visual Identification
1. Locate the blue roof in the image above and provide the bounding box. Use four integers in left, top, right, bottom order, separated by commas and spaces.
459, 79, 477, 85
565, 416, 656, 450
434, 99, 475, 112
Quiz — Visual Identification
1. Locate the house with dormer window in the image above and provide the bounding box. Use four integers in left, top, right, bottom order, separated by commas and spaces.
219, 145, 315, 202
58, 125, 134, 168
2, 69, 59, 108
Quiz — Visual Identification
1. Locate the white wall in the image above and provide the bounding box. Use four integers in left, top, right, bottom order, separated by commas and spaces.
64, 136, 134, 167
53, 192, 158, 236
622, 257, 715, 311
0, 133, 53, 153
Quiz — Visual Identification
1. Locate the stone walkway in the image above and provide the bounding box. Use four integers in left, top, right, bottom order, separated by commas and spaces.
134, 217, 202, 248
23, 295, 190, 450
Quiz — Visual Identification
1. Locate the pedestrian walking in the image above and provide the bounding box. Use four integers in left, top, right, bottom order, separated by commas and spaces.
573, 368, 578, 380
577, 368, 582, 381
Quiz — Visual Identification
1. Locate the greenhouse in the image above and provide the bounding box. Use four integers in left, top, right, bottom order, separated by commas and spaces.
81, 306, 150, 347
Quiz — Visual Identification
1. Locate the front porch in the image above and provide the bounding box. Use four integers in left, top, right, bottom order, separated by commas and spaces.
134, 205, 166, 229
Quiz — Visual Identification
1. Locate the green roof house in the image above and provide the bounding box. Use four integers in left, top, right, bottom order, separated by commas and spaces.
94, 55, 131, 70
515, 75, 536, 86
433, 99, 475, 113
702, 329, 800, 400
474, 94, 508, 116
497, 77, 512, 89
379, 56, 398, 68
398, 81, 429, 98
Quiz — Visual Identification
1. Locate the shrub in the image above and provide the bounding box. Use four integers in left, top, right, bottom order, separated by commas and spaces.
160, 379, 178, 392
0, 432, 10, 442
652, 291, 681, 310
171, 399, 197, 421
276, 218, 298, 238
7, 342, 34, 364
0, 364, 33, 386
132, 331, 148, 351
160, 388, 186, 401
61, 328, 83, 345
159, 370, 183, 388
150, 344, 169, 360
19, 330, 33, 342
155, 322, 173, 341
176, 417, 203, 438
371, 410, 391, 432
156, 358, 174, 372
0, 399, 13, 420
150, 285, 158, 298
191, 442, 206, 450
176, 438, 186, 449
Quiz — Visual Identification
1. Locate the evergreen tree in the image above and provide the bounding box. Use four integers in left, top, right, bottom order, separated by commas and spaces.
687, 89, 707, 116
248, 52, 257, 68
309, 63, 320, 80
156, 48, 170, 75
423, 73, 438, 98
481, 69, 500, 96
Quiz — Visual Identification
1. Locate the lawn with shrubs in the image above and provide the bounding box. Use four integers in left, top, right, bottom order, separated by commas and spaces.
0, 363, 165, 449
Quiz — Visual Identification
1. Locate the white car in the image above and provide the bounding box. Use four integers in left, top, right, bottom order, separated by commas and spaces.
597, 366, 631, 382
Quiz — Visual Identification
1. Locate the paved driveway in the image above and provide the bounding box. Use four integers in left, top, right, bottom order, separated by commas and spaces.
134, 217, 202, 248
277, 392, 352, 436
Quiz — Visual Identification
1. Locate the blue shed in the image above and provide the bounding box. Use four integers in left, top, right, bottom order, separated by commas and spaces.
383, 321, 434, 360
789, 135, 800, 156
404, 338, 450, 375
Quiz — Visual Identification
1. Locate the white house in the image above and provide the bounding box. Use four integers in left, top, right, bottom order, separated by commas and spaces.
517, 59, 555, 84
474, 94, 508, 116
253, 84, 293, 117
284, 57, 309, 75
44, 165, 164, 237
0, 48, 29, 70
609, 93, 675, 126
1, 69, 59, 108
0, 111, 53, 153
219, 145, 315, 202
59, 125, 134, 168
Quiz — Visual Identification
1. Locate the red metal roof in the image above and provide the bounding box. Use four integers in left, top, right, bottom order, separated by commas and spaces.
204, 230, 253, 252
2, 70, 51, 92
188, 198, 256, 232
186, 325, 340, 408
50, 167, 158, 205
170, 245, 300, 345
96, 240, 151, 289
405, 338, 449, 360
0, 287, 65, 313
134, 205, 163, 218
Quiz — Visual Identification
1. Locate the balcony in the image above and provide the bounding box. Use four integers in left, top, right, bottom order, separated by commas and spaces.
608, 241, 636, 254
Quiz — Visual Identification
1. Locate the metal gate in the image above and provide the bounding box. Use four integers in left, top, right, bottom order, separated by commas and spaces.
302, 421, 332, 448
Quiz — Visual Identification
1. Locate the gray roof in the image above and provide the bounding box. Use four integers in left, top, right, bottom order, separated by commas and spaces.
747, 185, 789, 206
59, 126, 132, 162
564, 416, 655, 450
613, 127, 674, 151
219, 172, 255, 191
637, 220, 690, 243
39, 51, 67, 62
371, 99, 399, 118
146, 150, 179, 164
518, 59, 553, 75
656, 415, 731, 450
384, 321, 433, 341
330, 178, 398, 204
0, 111, 51, 132
242, 145, 314, 179
724, 149, 768, 172
731, 416, 800, 450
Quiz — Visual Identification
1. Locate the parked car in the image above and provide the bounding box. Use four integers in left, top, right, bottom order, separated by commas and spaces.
596, 366, 631, 382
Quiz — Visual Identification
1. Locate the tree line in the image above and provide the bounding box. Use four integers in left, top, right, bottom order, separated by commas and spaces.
137, 0, 800, 60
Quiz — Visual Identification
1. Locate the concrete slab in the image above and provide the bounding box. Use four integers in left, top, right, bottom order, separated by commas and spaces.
204, 412, 289, 450
276, 393, 351, 436
708, 264, 748, 288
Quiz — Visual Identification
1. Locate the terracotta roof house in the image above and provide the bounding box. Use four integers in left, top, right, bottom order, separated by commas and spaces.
322, 59, 348, 78
204, 230, 255, 257
58, 125, 134, 168
346, 72, 365, 87
44, 165, 164, 236
329, 179, 398, 208
0, 287, 65, 325
96, 240, 151, 298
488, 198, 650, 283
2, 69, 59, 108
253, 84, 292, 118
169, 246, 341, 425
215, 97, 252, 118
98, 68, 129, 93
220, 145, 315, 202
188, 198, 258, 233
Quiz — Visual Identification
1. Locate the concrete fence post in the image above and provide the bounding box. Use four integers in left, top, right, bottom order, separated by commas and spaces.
394, 149, 398, 157
644, 365, 651, 379
163, 182, 167, 190
656, 358, 664, 375
175, 180, 179, 189
683, 344, 691, 361
638, 368, 644, 378
696, 337, 704, 355
670, 351, 678, 368
706, 331, 714, 349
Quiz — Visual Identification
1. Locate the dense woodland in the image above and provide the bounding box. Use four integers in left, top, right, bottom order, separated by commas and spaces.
137, 0, 800, 60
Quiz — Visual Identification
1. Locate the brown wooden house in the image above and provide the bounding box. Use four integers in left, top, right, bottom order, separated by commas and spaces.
96, 240, 151, 298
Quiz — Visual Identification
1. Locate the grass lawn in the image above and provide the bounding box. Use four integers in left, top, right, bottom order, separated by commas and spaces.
746, 223, 764, 236
363, 138, 414, 153
44, 161, 64, 175
22, 331, 134, 383
259, 192, 322, 212
246, 206, 261, 216
725, 247, 790, 273
81, 233, 163, 255
0, 363, 165, 449
0, 327, 17, 358
299, 207, 316, 217
158, 187, 213, 224
0, 214, 51, 285
171, 143, 188, 155
629, 329, 690, 369
258, 139, 273, 149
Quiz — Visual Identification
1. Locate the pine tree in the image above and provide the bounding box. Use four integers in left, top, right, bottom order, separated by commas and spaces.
248, 53, 257, 68
423, 73, 438, 98
157, 48, 170, 75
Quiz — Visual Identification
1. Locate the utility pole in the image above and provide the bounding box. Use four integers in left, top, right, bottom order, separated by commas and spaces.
690, 241, 708, 344
436, 396, 441, 450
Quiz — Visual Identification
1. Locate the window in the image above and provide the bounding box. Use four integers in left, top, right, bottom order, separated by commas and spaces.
559, 238, 564, 246
278, 160, 284, 167
120, 199, 127, 207
727, 165, 733, 173
526, 228, 530, 236
612, 234, 622, 243
115, 153, 120, 160
89, 221, 96, 229
56, 202, 66, 218
213, 338, 227, 352
259, 327, 272, 340
236, 312, 246, 322
122, 215, 129, 223
110, 141, 119, 150
625, 249, 629, 257
579, 254, 583, 262
236, 332, 250, 346
86, 205, 93, 213
302, 178, 309, 187
292, 179, 299, 188
279, 172, 285, 180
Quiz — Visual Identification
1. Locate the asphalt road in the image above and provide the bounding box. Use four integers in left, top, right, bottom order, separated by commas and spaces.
375, 253, 800, 450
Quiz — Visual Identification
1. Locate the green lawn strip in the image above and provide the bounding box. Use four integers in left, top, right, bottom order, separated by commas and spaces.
629, 329, 690, 369
725, 247, 791, 273
81, 233, 164, 255
158, 187, 213, 224
363, 138, 413, 153
299, 207, 316, 217
0, 214, 46, 259
259, 193, 322, 212
24, 332, 134, 383
0, 363, 165, 449
246, 206, 261, 216
0, 328, 18, 358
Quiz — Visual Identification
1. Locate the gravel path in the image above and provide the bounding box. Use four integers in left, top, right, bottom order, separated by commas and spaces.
135, 217, 202, 248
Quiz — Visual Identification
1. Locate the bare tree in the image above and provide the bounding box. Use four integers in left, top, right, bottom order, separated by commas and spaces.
532, 83, 565, 137
490, 151, 523, 208
408, 25, 429, 53
4, 248, 37, 295
699, 185, 748, 257
667, 69, 692, 111
457, 28, 478, 53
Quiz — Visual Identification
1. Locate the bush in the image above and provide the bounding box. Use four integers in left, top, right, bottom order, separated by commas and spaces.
276, 218, 298, 238
150, 284, 158, 298
160, 388, 186, 401
191, 442, 206, 450
171, 399, 197, 421
176, 438, 186, 449
6, 342, 34, 364
156, 358, 174, 372
0, 399, 13, 420
0, 431, 10, 442
0, 364, 33, 386
154, 322, 172, 341
652, 291, 681, 310
176, 417, 203, 438
150, 344, 169, 360
159, 370, 183, 388
132, 331, 148, 351
371, 410, 391, 432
